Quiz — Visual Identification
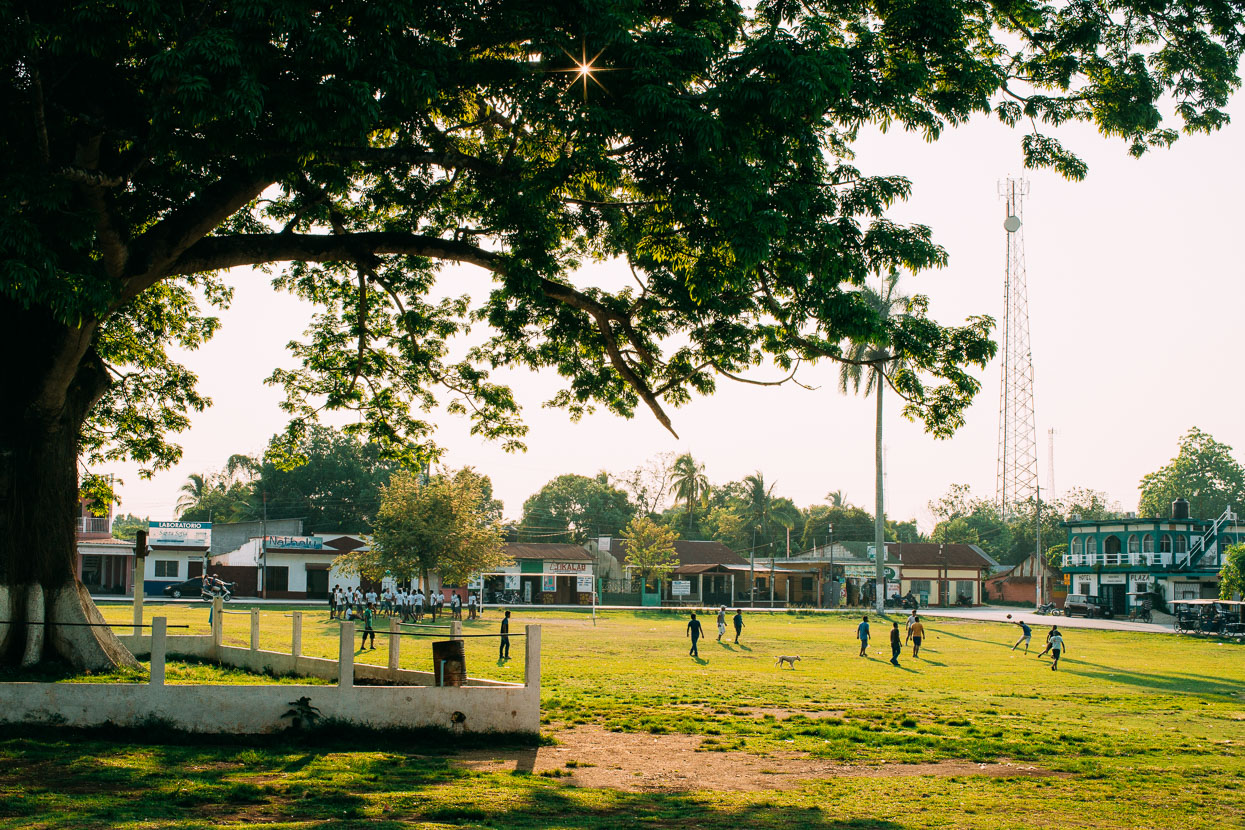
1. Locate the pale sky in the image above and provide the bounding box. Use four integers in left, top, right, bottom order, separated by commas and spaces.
97, 94, 1245, 533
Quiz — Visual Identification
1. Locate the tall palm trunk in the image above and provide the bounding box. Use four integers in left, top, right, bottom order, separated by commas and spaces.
874, 369, 886, 614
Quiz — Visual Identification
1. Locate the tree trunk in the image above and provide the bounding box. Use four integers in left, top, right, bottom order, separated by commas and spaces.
874, 371, 886, 615
0, 300, 137, 669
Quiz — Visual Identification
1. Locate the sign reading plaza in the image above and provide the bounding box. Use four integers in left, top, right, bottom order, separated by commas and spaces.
148, 521, 211, 549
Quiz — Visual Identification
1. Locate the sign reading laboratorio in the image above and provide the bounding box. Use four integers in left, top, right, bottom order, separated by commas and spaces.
671, 580, 691, 596
843, 564, 898, 580
148, 521, 211, 549
545, 561, 591, 574
264, 535, 324, 550
576, 575, 593, 593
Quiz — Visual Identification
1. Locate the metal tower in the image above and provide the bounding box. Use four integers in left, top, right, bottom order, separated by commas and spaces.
996, 178, 1039, 516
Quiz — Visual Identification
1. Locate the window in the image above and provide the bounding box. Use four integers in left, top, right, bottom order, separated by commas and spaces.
1174, 535, 1187, 554
1160, 534, 1172, 553
154, 560, 179, 578
1078, 582, 1091, 595
1127, 535, 1140, 554
1071, 537, 1082, 557
266, 566, 289, 593
801, 577, 814, 591
910, 580, 931, 595
1142, 534, 1154, 553
1085, 537, 1097, 558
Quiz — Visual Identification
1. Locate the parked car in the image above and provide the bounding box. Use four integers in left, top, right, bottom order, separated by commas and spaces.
1063, 593, 1114, 619
162, 577, 204, 598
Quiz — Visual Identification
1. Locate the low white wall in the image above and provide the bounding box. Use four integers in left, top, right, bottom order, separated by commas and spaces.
0, 681, 536, 734
0, 617, 540, 735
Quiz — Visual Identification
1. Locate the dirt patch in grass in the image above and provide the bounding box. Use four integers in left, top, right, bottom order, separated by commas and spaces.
734, 706, 847, 719
452, 726, 1065, 792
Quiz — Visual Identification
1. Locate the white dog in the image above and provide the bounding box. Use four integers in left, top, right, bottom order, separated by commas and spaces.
775, 655, 801, 669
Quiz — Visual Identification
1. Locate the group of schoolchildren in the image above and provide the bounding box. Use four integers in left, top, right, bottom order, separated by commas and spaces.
854, 610, 1066, 669
328, 585, 482, 625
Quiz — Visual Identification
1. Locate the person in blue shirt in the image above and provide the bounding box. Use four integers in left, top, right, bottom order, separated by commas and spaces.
856, 615, 870, 657
1011, 619, 1033, 653
687, 612, 704, 657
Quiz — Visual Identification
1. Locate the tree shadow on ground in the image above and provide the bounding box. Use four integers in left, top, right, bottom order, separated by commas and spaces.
1060, 665, 1242, 700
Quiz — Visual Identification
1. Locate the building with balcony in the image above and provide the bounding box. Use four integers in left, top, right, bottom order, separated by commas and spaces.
1061, 498, 1239, 614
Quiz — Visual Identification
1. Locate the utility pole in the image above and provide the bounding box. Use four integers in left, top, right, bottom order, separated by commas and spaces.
261, 490, 268, 600
749, 526, 756, 608
1035, 482, 1044, 607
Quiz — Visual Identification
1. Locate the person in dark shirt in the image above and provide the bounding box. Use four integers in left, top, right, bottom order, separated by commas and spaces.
687, 612, 704, 657
733, 609, 744, 644
499, 609, 511, 660
889, 621, 902, 666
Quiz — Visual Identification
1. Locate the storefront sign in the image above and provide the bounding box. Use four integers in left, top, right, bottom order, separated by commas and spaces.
671, 580, 691, 596
504, 574, 520, 590
541, 575, 556, 592
264, 535, 324, 550
1099, 574, 1127, 584
843, 565, 897, 579
545, 561, 591, 573
148, 521, 211, 549
576, 575, 593, 593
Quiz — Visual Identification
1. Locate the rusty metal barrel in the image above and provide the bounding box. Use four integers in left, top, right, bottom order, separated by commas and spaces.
432, 639, 466, 686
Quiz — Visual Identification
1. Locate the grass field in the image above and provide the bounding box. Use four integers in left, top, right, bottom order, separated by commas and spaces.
2, 604, 1243, 829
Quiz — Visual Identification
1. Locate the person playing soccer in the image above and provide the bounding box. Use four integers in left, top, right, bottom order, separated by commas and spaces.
857, 615, 870, 657
889, 621, 902, 666
1012, 619, 1033, 652
716, 606, 727, 642
1048, 629, 1066, 670
1038, 625, 1060, 658
687, 612, 704, 657
909, 615, 925, 658
733, 609, 744, 644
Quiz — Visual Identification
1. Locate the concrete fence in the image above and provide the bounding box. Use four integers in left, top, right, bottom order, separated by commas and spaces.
0, 607, 540, 735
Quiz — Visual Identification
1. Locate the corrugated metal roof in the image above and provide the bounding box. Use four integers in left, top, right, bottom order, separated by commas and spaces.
613, 539, 748, 567
892, 543, 993, 569
502, 543, 593, 561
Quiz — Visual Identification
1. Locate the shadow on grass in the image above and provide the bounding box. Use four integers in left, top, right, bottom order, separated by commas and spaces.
0, 731, 907, 830
1060, 665, 1243, 700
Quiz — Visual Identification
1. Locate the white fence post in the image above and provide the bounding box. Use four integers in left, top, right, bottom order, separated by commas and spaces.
211, 596, 223, 654
291, 611, 302, 671
387, 618, 400, 673
450, 620, 462, 640
339, 622, 354, 688
249, 608, 260, 651
524, 624, 541, 690
150, 616, 167, 686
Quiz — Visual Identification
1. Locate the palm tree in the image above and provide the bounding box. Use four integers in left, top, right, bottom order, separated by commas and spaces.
670, 453, 709, 533
175, 473, 217, 516
825, 490, 848, 508
839, 270, 911, 613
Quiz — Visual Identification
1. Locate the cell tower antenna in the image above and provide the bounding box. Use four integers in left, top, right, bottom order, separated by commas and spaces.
996, 177, 1039, 517
1047, 427, 1056, 498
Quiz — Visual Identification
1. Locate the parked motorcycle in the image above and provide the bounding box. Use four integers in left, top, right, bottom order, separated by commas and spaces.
1035, 602, 1059, 616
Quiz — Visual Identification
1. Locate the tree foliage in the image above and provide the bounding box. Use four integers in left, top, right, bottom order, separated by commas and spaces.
518, 473, 635, 544
1221, 543, 1245, 600
621, 515, 678, 582
340, 468, 505, 587
109, 512, 149, 542
1138, 427, 1245, 520
16, 0, 1242, 512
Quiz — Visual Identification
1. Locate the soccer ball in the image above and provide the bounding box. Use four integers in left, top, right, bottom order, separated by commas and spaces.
1006, 614, 1012, 619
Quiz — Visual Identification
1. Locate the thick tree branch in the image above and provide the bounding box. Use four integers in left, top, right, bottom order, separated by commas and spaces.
165, 232, 503, 276
120, 168, 279, 305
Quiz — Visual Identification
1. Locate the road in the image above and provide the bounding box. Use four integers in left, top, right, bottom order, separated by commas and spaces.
909, 605, 1175, 634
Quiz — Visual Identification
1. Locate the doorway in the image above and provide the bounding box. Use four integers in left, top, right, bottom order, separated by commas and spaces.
306, 568, 329, 599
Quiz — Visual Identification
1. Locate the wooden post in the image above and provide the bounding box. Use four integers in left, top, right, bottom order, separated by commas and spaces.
249, 608, 260, 651
524, 624, 541, 690
339, 622, 355, 688
291, 611, 302, 670
387, 617, 400, 673
450, 620, 462, 640
149, 616, 167, 686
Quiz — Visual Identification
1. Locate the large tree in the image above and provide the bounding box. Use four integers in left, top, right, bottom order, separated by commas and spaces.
3, 2, 1242, 667
338, 468, 506, 590
518, 473, 635, 544
1138, 427, 1245, 520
